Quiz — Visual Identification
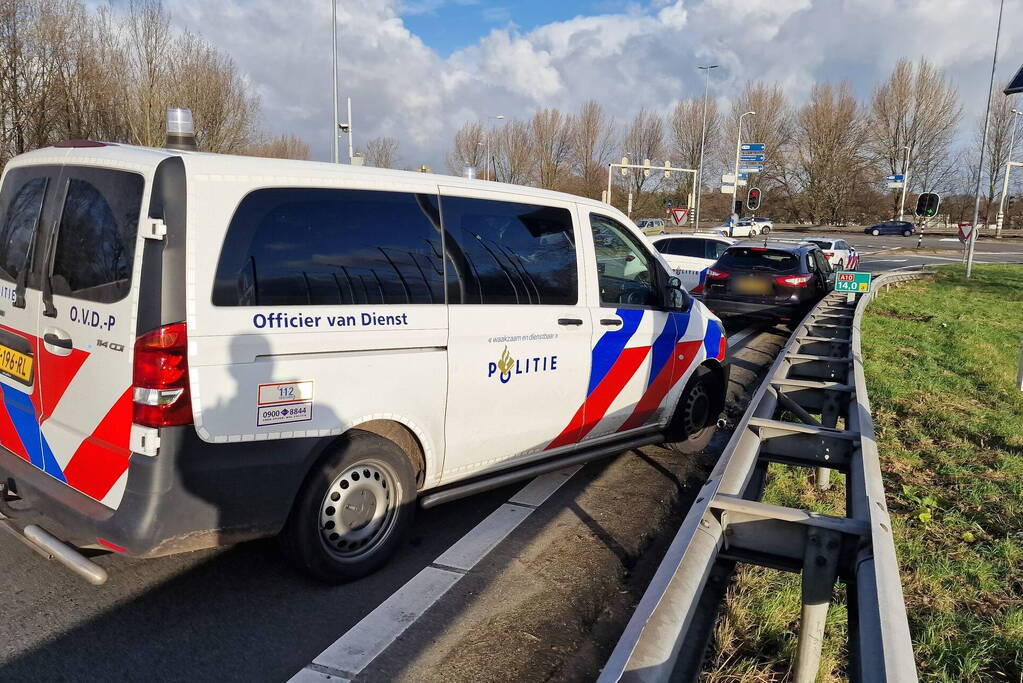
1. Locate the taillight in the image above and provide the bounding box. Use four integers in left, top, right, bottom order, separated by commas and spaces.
133, 322, 192, 427
824, 252, 834, 259
690, 283, 704, 294
705, 268, 730, 280
775, 274, 813, 287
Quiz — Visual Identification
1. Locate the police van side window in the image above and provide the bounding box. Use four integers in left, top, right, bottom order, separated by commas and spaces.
590, 213, 659, 308
441, 196, 577, 305
0, 169, 49, 283
50, 168, 144, 303
213, 188, 444, 306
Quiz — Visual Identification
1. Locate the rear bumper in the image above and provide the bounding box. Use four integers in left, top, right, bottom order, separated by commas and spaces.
703, 297, 809, 320
0, 426, 324, 557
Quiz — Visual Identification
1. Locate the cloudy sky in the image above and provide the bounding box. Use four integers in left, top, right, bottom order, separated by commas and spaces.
158, 0, 1022, 169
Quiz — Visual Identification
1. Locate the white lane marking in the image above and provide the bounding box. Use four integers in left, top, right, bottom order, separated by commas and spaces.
939, 238, 959, 242
292, 465, 581, 681
509, 466, 583, 507
433, 504, 534, 571
862, 259, 908, 263
726, 325, 758, 351
308, 568, 461, 679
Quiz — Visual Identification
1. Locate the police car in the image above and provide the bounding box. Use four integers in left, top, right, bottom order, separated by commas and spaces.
0, 133, 729, 583
648, 234, 735, 294
802, 237, 859, 270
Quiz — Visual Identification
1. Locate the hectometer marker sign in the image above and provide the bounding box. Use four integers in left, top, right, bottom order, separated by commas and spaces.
835, 271, 872, 293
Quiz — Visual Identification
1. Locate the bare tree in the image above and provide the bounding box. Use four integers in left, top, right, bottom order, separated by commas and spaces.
445, 120, 484, 175
867, 58, 961, 214
531, 108, 573, 190
728, 81, 792, 184
670, 97, 718, 200
621, 108, 665, 199
974, 94, 1020, 222
245, 134, 310, 160
364, 136, 400, 168
570, 100, 616, 198
493, 120, 535, 185
792, 82, 871, 223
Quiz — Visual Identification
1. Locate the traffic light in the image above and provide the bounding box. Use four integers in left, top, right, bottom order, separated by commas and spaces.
746, 187, 762, 211
915, 192, 940, 217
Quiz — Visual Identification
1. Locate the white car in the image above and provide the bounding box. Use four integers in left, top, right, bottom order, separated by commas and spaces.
749, 217, 773, 234
708, 219, 763, 238
0, 139, 731, 584
649, 233, 735, 293
802, 237, 859, 270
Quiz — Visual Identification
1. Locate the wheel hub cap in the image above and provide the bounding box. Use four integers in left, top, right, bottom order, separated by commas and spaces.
319, 461, 397, 559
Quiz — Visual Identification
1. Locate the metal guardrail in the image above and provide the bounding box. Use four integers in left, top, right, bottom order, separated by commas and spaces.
600, 269, 929, 683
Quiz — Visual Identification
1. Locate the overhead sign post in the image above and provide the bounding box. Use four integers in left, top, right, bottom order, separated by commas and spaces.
835, 271, 872, 293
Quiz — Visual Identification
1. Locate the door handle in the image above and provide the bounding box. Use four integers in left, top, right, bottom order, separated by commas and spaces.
557, 318, 584, 326
43, 332, 72, 350
600, 318, 623, 327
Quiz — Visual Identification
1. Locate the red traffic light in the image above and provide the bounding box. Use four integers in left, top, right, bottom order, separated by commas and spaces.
746, 187, 762, 211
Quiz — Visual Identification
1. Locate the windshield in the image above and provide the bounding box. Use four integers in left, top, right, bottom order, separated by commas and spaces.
806, 240, 832, 249
717, 247, 799, 273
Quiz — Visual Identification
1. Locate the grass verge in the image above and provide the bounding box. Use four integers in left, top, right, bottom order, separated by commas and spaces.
704, 264, 1023, 682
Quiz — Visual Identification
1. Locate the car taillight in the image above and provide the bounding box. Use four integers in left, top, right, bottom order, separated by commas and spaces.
824, 252, 834, 259
133, 322, 192, 427
705, 268, 729, 280
775, 274, 813, 287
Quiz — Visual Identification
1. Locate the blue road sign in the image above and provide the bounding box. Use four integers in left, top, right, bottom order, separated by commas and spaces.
739, 154, 765, 163
738, 173, 749, 180
739, 165, 764, 174
740, 143, 766, 152
886, 174, 905, 182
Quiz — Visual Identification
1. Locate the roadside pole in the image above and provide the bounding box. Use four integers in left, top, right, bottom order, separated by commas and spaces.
968, 0, 1006, 278
898, 146, 911, 221
1017, 335, 1023, 391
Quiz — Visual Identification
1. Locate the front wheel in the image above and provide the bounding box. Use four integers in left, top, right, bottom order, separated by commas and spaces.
903, 229, 912, 236
280, 430, 417, 583
871, 229, 880, 236
761, 226, 771, 234
665, 366, 723, 455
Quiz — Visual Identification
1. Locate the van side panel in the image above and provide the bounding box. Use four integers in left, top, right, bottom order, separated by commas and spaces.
185, 174, 447, 488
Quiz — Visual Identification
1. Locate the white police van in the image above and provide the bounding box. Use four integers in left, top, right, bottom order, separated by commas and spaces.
0, 140, 729, 583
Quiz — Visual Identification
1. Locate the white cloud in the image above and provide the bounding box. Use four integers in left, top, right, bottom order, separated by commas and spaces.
154, 0, 1023, 170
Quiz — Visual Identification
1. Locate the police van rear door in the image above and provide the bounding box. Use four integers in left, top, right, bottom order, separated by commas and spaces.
0, 161, 64, 478
35, 164, 147, 509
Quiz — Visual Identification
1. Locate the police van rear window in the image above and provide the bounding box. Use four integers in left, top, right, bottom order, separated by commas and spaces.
50, 167, 145, 303
717, 247, 799, 273
213, 188, 446, 306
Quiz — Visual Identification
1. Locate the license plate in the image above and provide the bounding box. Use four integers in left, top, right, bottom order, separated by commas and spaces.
735, 277, 771, 295
0, 344, 33, 384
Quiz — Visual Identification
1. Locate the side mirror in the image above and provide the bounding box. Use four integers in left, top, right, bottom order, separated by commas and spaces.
665, 275, 692, 312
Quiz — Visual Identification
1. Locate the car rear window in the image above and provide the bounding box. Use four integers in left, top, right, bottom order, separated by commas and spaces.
716, 247, 799, 273
806, 239, 833, 249
654, 238, 705, 258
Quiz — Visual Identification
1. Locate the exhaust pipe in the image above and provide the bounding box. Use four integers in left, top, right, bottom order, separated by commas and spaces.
165, 107, 197, 152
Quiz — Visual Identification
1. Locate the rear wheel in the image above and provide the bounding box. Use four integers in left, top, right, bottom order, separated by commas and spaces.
665, 366, 723, 455
761, 226, 771, 234
836, 260, 845, 270
748, 228, 758, 236
871, 229, 880, 236
281, 430, 417, 583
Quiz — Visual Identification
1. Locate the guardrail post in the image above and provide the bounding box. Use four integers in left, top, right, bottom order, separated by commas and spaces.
794, 528, 842, 683
1017, 334, 1023, 391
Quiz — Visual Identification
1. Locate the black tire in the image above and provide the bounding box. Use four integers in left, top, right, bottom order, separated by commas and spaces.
761, 226, 771, 234
665, 365, 724, 455
836, 260, 845, 271
902, 229, 912, 236
281, 430, 417, 583
749, 228, 758, 236
871, 229, 880, 236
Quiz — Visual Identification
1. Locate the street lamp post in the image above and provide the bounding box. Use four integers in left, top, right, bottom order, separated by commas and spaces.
994, 108, 1022, 237
733, 111, 756, 218
331, 0, 339, 164
695, 65, 718, 230
897, 145, 911, 220
968, 0, 1007, 278
484, 115, 504, 181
